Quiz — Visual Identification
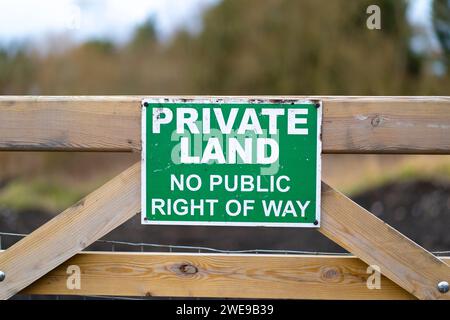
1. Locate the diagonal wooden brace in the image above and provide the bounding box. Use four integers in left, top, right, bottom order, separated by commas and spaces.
0, 162, 141, 300
319, 182, 450, 300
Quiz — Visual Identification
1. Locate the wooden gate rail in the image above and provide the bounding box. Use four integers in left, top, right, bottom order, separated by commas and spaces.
22, 252, 448, 300
0, 96, 449, 300
0, 96, 449, 154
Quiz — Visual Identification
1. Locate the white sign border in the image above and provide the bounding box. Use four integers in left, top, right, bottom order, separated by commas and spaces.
141, 97, 322, 228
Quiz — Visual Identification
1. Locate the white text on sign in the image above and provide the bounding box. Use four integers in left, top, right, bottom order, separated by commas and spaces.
152, 107, 309, 165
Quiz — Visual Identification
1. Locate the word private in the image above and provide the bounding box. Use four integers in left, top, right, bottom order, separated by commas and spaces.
152, 106, 310, 165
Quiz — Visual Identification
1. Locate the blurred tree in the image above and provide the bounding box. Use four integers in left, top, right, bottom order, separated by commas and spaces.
81, 40, 116, 54
0, 0, 448, 95
190, 0, 422, 95
130, 18, 158, 51
433, 0, 450, 63
0, 47, 36, 94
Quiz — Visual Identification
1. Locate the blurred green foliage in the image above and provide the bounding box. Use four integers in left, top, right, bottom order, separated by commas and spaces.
0, 0, 448, 96
344, 158, 450, 196
433, 0, 450, 63
0, 179, 85, 211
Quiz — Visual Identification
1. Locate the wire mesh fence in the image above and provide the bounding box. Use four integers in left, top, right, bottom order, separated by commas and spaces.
1, 230, 449, 256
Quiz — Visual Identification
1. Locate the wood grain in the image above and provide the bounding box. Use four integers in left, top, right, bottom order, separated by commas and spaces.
0, 96, 449, 153
0, 162, 141, 300
21, 252, 443, 300
0, 96, 141, 151
319, 182, 450, 300
321, 96, 450, 154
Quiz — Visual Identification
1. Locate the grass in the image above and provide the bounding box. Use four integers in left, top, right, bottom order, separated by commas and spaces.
343, 157, 450, 196
0, 179, 90, 212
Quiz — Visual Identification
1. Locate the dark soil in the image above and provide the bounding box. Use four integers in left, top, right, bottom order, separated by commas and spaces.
1, 179, 449, 253
352, 179, 450, 251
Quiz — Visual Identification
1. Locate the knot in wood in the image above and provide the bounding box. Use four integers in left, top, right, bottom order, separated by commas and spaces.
371, 115, 382, 127
321, 266, 342, 282
179, 263, 198, 275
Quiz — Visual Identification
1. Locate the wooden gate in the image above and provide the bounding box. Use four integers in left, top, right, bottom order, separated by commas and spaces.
0, 96, 449, 300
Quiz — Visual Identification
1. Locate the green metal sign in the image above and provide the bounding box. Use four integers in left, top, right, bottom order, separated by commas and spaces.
141, 98, 321, 227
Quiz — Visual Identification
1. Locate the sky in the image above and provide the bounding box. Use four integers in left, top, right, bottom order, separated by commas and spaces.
0, 0, 435, 46
0, 0, 220, 45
